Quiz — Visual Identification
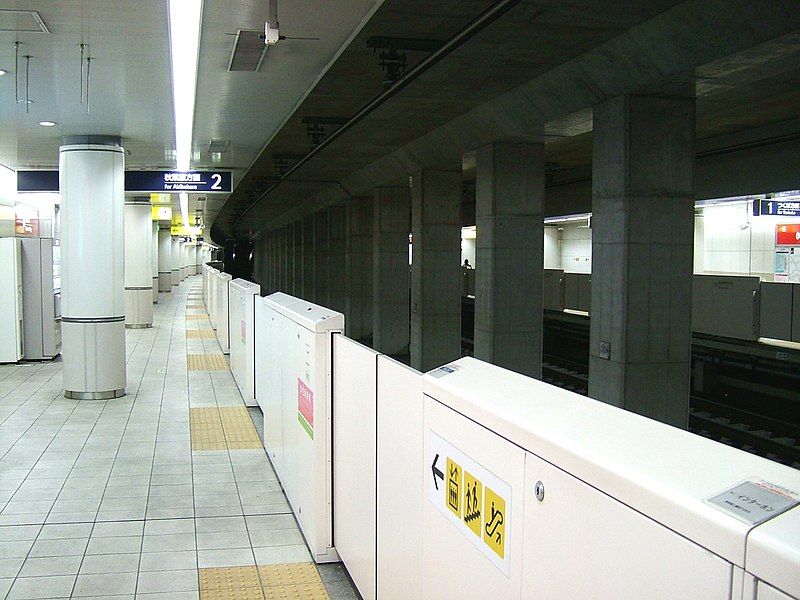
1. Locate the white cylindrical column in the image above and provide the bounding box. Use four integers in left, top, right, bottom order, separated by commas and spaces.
171, 237, 180, 286
158, 226, 172, 292
151, 221, 159, 303
194, 244, 201, 273
60, 136, 126, 399
190, 244, 197, 275
124, 197, 154, 328
181, 241, 188, 280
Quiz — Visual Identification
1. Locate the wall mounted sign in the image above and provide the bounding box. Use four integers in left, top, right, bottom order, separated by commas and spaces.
776, 223, 800, 246
754, 199, 800, 217
17, 170, 232, 193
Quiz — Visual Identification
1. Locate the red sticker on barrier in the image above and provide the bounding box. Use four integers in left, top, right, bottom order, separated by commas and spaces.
298, 379, 314, 438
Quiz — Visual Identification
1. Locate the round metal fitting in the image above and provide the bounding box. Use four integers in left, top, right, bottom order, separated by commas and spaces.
534, 480, 545, 502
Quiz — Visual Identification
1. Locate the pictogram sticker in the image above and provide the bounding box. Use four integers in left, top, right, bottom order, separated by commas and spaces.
463, 471, 482, 537
446, 458, 462, 518
483, 486, 505, 558
428, 431, 512, 577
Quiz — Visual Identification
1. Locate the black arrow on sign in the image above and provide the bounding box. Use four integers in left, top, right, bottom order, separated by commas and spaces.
431, 453, 444, 490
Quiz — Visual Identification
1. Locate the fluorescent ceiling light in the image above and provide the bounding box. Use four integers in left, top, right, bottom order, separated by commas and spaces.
0, 69, 7, 76
38, 120, 56, 127
168, 0, 202, 228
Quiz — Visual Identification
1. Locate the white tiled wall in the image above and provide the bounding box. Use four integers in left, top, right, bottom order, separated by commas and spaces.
557, 222, 592, 273
700, 202, 800, 281
544, 227, 559, 269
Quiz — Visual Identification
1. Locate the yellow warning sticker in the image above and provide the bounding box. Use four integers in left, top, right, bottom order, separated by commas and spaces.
429, 431, 512, 577
483, 485, 505, 558
463, 471, 482, 537
446, 458, 462, 518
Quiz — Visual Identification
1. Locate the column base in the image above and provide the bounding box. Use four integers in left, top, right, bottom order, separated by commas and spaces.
125, 287, 154, 328
65, 388, 125, 400
62, 319, 126, 396
158, 273, 172, 292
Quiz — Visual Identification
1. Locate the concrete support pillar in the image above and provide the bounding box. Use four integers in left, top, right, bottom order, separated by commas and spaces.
59, 135, 126, 399
373, 186, 411, 356
171, 238, 180, 286
302, 216, 315, 302
345, 197, 374, 341
151, 221, 159, 303
158, 226, 172, 292
123, 197, 154, 328
589, 94, 695, 428
293, 221, 302, 296
328, 205, 347, 314
281, 227, 290, 292
314, 211, 330, 306
474, 142, 544, 378
410, 170, 462, 372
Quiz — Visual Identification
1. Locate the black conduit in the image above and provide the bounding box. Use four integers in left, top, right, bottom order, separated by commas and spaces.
234, 0, 525, 230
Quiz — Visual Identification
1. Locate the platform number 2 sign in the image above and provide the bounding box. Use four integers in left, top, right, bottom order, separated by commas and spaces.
429, 431, 511, 576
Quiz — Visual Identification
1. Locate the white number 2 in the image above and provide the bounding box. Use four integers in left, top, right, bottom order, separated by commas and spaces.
211, 174, 222, 190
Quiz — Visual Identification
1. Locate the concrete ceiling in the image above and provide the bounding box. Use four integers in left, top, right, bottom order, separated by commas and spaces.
192, 0, 385, 236
0, 1, 174, 171
210, 0, 800, 243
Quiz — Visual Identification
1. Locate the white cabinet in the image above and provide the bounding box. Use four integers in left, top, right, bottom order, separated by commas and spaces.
21, 237, 61, 360
0, 238, 24, 363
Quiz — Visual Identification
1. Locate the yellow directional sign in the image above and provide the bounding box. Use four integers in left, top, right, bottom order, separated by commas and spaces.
446, 458, 462, 518
463, 471, 483, 537
483, 485, 506, 558
429, 431, 512, 577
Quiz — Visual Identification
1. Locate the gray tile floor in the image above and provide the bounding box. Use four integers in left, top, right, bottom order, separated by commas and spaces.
0, 277, 359, 600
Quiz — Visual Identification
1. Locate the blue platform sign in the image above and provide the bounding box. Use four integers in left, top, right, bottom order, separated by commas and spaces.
125, 171, 232, 193
17, 170, 232, 193
754, 199, 800, 217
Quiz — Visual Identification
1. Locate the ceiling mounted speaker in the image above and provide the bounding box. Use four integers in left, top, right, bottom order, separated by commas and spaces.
228, 29, 267, 72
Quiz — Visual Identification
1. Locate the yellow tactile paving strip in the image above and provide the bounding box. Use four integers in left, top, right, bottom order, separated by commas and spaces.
186, 329, 217, 339
187, 304, 205, 309
199, 564, 329, 600
188, 353, 230, 371
187, 313, 211, 320
219, 407, 265, 449
190, 407, 263, 451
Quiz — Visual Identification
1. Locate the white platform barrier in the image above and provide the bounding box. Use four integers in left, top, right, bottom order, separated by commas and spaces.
228, 279, 260, 407
420, 358, 800, 600
333, 337, 379, 597
693, 274, 761, 341
214, 271, 232, 353
375, 355, 424, 600
254, 293, 343, 563
205, 266, 219, 327
249, 294, 798, 599
332, 335, 425, 600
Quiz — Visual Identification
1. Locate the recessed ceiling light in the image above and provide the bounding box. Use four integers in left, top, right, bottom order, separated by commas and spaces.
38, 120, 57, 127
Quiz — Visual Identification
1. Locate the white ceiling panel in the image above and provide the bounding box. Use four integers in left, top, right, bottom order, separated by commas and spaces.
0, 0, 174, 170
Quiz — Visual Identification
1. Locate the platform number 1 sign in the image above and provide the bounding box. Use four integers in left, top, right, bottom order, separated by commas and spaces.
428, 431, 511, 576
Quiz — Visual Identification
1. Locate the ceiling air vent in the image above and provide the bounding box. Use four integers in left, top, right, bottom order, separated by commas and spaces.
208, 140, 230, 154
0, 9, 50, 33
228, 29, 267, 72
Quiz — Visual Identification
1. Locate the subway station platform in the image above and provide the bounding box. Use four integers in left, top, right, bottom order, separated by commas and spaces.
0, 277, 356, 600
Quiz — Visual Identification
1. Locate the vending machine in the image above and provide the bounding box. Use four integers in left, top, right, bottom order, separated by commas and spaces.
0, 238, 24, 363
